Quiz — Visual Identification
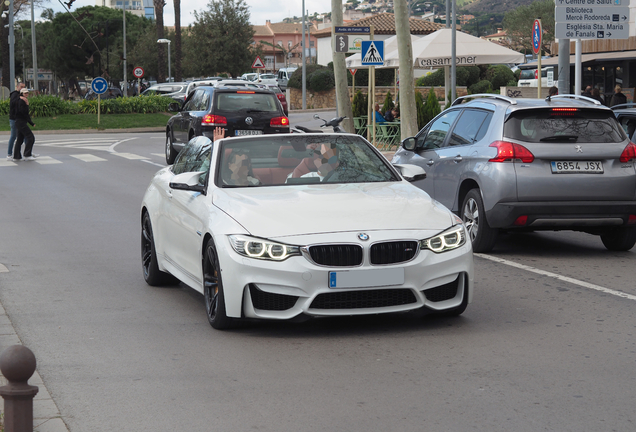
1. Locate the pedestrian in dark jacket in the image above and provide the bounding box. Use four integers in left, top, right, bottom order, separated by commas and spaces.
590, 88, 605, 105
6, 82, 25, 160
609, 85, 627, 107
12, 88, 37, 161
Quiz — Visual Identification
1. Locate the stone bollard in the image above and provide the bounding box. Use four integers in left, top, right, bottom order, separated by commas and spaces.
0, 345, 39, 432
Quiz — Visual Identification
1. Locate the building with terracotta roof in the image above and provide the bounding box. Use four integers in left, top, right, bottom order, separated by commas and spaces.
313, 12, 443, 65
252, 20, 318, 72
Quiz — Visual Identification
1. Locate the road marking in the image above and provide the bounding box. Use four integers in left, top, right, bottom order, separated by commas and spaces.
475, 253, 636, 301
141, 159, 165, 168
0, 263, 8, 273
113, 152, 148, 160
0, 160, 18, 167
34, 156, 62, 165
71, 154, 108, 162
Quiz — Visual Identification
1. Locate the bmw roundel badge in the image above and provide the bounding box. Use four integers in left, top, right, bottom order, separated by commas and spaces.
358, 233, 369, 241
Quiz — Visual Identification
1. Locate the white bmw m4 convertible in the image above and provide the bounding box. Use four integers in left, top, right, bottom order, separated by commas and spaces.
141, 133, 474, 329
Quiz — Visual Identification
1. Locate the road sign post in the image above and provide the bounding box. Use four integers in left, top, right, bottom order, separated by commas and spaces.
91, 77, 108, 125
532, 19, 542, 99
133, 67, 144, 97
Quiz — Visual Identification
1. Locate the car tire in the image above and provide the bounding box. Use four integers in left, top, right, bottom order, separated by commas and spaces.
461, 189, 498, 253
141, 212, 178, 286
600, 226, 636, 251
165, 131, 177, 165
203, 239, 236, 330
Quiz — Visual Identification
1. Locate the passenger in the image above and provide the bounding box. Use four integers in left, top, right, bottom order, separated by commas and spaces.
223, 149, 260, 186
288, 143, 341, 182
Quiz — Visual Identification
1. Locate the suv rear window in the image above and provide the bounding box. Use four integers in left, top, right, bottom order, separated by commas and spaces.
215, 93, 279, 113
504, 109, 625, 143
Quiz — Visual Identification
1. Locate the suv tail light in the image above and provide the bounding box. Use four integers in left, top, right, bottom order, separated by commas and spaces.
270, 116, 289, 127
489, 141, 534, 163
619, 142, 636, 163
202, 114, 227, 126
276, 94, 285, 101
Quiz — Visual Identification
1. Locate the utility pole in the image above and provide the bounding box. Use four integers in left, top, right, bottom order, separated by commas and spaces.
331, 0, 354, 133
394, 0, 417, 139
31, 0, 37, 92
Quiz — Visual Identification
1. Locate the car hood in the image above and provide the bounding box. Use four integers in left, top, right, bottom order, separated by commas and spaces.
212, 182, 454, 238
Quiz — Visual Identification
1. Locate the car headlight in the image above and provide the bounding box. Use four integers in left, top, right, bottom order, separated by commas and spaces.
228, 235, 300, 261
419, 225, 466, 253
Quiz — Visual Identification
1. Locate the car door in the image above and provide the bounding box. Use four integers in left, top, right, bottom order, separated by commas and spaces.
175, 90, 204, 144
434, 109, 493, 211
162, 137, 213, 283
408, 109, 462, 198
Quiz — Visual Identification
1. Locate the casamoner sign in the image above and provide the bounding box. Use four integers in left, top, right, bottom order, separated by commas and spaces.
419, 56, 477, 67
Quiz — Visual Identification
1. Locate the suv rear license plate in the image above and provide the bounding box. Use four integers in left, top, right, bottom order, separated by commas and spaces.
551, 161, 603, 174
235, 130, 263, 136
328, 268, 404, 289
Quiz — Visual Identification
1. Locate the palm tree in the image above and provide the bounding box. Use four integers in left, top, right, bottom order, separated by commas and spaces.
174, 0, 182, 82
154, 0, 166, 82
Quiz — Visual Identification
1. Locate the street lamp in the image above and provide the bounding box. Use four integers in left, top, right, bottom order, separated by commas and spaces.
157, 38, 171, 83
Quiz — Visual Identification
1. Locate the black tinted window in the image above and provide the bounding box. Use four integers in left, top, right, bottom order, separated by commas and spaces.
216, 92, 279, 113
504, 109, 625, 143
449, 109, 492, 146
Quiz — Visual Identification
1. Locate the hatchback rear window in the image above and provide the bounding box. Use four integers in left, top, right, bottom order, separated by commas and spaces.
504, 109, 625, 143
215, 93, 279, 113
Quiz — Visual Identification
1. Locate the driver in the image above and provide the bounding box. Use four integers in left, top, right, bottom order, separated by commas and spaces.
288, 143, 340, 182
223, 149, 260, 186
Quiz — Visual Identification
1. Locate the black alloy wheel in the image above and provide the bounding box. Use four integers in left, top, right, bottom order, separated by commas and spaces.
166, 131, 177, 165
203, 240, 235, 330
141, 213, 178, 286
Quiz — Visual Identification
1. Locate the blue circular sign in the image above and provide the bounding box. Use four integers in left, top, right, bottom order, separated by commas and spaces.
91, 77, 108, 95
532, 20, 542, 55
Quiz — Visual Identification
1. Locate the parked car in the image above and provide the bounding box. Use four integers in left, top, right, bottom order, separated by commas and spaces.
240, 73, 258, 82
212, 79, 261, 89
258, 83, 288, 115
392, 94, 636, 252
140, 82, 189, 104
164, 86, 290, 164
141, 133, 474, 329
84, 87, 123, 100
256, 73, 279, 86
611, 103, 636, 141
184, 78, 223, 99
277, 67, 297, 90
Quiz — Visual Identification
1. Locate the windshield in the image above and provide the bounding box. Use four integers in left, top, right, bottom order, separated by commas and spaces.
216, 135, 399, 187
215, 92, 279, 112
504, 109, 626, 143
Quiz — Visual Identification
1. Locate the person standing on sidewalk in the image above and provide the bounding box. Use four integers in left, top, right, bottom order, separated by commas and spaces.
12, 88, 37, 161
6, 82, 25, 160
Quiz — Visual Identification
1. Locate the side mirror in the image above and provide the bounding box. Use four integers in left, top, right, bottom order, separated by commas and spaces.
392, 164, 427, 182
168, 102, 180, 112
402, 137, 417, 151
169, 171, 206, 193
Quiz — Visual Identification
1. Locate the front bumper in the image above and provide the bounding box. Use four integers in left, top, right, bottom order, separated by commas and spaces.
217, 234, 474, 320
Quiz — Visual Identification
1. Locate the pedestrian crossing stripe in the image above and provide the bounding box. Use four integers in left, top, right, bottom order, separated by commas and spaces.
361, 40, 384, 66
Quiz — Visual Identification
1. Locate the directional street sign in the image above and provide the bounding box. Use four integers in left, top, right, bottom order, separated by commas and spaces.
555, 21, 629, 39
361, 40, 384, 66
555, 6, 629, 21
335, 26, 371, 34
91, 77, 108, 95
554, 0, 630, 39
335, 35, 349, 53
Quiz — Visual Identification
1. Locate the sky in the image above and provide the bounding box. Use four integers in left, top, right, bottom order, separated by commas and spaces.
32, 0, 331, 26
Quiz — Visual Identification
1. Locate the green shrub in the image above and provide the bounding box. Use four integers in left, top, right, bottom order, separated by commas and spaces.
381, 91, 394, 113
485, 65, 515, 90
308, 69, 335, 92
423, 88, 441, 127
288, 64, 326, 90
469, 80, 493, 94
415, 91, 426, 130
416, 69, 444, 86
352, 90, 368, 117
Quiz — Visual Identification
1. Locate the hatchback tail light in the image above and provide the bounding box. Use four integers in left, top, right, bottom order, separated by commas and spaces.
270, 116, 289, 127
628, 215, 636, 225
489, 141, 534, 163
619, 142, 636, 163
202, 114, 227, 126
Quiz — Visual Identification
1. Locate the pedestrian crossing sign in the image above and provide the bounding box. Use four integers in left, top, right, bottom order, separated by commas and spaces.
361, 40, 384, 66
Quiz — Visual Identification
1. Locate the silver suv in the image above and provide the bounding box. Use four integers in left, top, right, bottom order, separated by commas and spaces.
392, 94, 636, 252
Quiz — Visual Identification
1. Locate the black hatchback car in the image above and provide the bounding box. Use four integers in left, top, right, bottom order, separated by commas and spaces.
165, 85, 290, 164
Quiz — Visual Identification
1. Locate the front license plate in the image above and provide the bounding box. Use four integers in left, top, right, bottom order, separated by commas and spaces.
551, 161, 603, 174
235, 130, 263, 136
328, 268, 405, 289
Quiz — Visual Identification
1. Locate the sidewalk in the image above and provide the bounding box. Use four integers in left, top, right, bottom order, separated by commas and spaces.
0, 265, 69, 432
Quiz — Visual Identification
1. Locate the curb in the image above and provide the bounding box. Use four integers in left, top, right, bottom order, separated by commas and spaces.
0, 289, 70, 432
0, 127, 165, 136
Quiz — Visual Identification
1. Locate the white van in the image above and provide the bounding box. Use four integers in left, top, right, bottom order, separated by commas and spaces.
277, 67, 297, 90
518, 66, 557, 88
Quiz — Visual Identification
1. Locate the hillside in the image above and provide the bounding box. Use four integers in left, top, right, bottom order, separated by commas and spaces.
461, 0, 536, 13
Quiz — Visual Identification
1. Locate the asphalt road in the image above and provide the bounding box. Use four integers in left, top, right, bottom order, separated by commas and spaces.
0, 128, 635, 432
